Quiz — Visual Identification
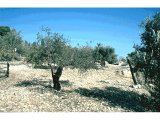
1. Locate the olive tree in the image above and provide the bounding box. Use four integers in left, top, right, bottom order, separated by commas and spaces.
128, 13, 160, 104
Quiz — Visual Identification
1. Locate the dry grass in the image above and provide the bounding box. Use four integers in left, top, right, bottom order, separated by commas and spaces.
0, 62, 151, 112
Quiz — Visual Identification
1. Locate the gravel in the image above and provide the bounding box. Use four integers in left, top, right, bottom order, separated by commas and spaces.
0, 62, 151, 112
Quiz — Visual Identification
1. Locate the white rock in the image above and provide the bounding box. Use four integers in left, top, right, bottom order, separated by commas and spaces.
149, 84, 155, 90
132, 84, 141, 89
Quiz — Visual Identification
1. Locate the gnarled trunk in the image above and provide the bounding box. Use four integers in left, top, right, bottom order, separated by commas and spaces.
50, 65, 63, 91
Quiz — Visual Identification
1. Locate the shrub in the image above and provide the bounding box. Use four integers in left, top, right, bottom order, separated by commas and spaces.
72, 46, 96, 70
93, 43, 118, 64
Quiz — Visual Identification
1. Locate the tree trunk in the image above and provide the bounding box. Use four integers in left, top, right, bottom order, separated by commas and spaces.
5, 62, 9, 77
127, 58, 137, 85
50, 65, 63, 91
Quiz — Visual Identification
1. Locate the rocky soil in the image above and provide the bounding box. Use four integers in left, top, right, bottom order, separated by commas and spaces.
0, 61, 152, 112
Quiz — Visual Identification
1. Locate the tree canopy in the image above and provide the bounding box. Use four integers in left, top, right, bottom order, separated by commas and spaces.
0, 26, 118, 69
0, 26, 24, 60
128, 13, 160, 99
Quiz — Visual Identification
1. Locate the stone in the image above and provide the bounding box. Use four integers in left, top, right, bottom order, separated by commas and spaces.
132, 84, 142, 89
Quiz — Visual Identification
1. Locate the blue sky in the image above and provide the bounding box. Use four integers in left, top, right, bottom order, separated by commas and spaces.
0, 8, 160, 57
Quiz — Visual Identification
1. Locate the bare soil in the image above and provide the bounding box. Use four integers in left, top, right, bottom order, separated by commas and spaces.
0, 61, 151, 112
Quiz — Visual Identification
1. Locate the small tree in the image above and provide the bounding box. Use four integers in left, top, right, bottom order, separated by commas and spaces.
27, 27, 68, 67
93, 43, 118, 64
0, 28, 23, 61
72, 46, 96, 70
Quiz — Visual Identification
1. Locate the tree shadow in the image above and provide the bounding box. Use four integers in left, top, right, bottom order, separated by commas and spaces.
0, 65, 9, 79
0, 71, 7, 79
34, 65, 50, 69
14, 79, 73, 95
14, 79, 40, 87
0, 76, 7, 80
0, 75, 7, 78
98, 80, 131, 87
60, 80, 73, 87
75, 86, 152, 112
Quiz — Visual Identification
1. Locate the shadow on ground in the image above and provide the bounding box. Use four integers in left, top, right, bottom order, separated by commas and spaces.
14, 79, 155, 112
75, 86, 153, 112
0, 75, 7, 79
0, 72, 7, 79
14, 79, 73, 95
98, 80, 131, 87
0, 70, 6, 78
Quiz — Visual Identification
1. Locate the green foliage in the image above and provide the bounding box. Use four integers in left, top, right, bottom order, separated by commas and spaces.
26, 27, 68, 66
93, 43, 118, 64
119, 57, 126, 62
60, 45, 75, 66
128, 13, 160, 99
26, 27, 97, 70
72, 46, 96, 70
0, 26, 10, 36
0, 26, 118, 70
0, 27, 24, 61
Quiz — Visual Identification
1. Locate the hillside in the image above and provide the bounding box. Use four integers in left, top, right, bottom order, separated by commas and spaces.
0, 61, 151, 112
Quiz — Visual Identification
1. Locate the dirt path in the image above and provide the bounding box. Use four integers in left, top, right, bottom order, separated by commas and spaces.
0, 63, 151, 112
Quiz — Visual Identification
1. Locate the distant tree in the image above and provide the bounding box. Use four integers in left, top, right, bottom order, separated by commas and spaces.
0, 28, 23, 61
119, 57, 126, 62
0, 26, 11, 60
72, 46, 96, 70
0, 26, 10, 36
26, 27, 118, 70
60, 45, 75, 66
93, 43, 118, 64
93, 43, 103, 62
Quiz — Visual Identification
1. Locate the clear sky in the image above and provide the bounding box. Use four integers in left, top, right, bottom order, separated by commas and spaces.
0, 8, 160, 57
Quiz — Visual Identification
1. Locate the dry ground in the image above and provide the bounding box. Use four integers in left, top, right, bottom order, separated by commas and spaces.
0, 61, 151, 112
